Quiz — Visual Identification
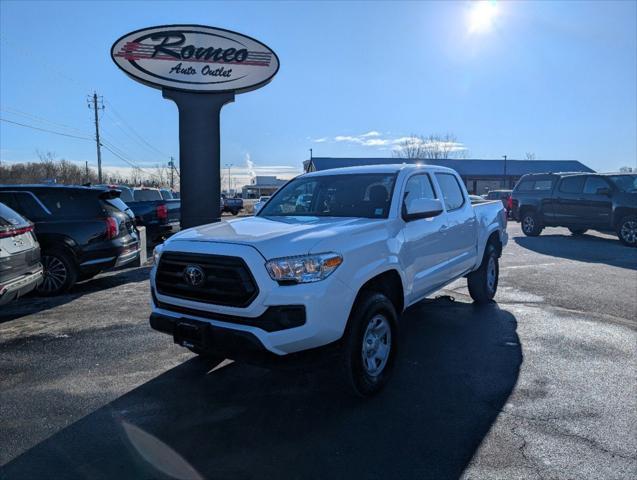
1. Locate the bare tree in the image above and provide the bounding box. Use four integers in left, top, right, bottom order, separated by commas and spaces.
393, 133, 466, 160
0, 151, 98, 185
525, 152, 537, 160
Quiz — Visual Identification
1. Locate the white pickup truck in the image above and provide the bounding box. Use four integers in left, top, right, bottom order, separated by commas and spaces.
150, 164, 508, 396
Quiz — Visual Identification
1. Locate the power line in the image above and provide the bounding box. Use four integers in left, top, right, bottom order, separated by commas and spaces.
0, 106, 93, 136
102, 110, 169, 163
0, 117, 93, 141
104, 100, 171, 159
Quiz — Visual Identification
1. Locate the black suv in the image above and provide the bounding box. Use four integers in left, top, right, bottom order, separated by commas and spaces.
0, 185, 140, 294
511, 172, 637, 246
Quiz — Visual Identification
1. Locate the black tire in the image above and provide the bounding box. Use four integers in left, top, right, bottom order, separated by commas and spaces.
231, 210, 239, 216
521, 211, 543, 237
340, 291, 398, 397
617, 215, 637, 247
37, 249, 78, 296
568, 228, 588, 235
467, 243, 499, 303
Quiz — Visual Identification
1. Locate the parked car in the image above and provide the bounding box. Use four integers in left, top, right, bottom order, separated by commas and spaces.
0, 185, 140, 295
511, 172, 637, 246
221, 194, 243, 215
253, 196, 270, 214
149, 164, 508, 396
485, 189, 513, 215
104, 186, 180, 244
0, 202, 43, 305
159, 189, 174, 200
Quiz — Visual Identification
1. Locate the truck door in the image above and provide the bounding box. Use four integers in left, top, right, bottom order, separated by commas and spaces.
553, 176, 586, 226
401, 173, 450, 303
581, 176, 613, 228
434, 172, 478, 279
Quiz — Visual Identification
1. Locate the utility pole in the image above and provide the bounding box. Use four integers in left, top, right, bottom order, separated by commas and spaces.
85, 161, 89, 182
224, 163, 233, 195
169, 156, 175, 190
502, 155, 508, 188
87, 92, 104, 183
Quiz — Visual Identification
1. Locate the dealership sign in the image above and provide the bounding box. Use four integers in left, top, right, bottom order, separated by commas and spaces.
111, 25, 279, 93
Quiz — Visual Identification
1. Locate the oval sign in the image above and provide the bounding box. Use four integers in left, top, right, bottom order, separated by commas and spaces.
111, 25, 279, 93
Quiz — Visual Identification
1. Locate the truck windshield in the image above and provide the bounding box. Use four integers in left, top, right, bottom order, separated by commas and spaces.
259, 173, 396, 218
607, 175, 637, 192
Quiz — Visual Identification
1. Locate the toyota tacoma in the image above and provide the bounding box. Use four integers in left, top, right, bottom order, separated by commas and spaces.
150, 164, 508, 396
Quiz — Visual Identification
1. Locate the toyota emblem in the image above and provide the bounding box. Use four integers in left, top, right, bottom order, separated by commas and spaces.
183, 265, 205, 287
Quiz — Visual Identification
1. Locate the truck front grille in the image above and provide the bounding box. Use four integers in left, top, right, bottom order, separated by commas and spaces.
155, 252, 258, 307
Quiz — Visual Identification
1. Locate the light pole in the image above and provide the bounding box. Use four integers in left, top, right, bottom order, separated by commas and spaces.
502, 155, 508, 188
224, 163, 233, 195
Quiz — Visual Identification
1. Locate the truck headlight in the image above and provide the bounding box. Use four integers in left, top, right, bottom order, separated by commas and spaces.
152, 244, 164, 264
265, 253, 343, 284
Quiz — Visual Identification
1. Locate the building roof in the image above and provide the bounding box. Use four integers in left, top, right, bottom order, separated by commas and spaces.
304, 157, 595, 176
305, 163, 456, 177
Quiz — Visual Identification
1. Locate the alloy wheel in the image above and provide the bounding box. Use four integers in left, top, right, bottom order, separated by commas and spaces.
522, 215, 534, 233
40, 255, 68, 293
620, 220, 637, 245
487, 255, 497, 293
361, 314, 391, 377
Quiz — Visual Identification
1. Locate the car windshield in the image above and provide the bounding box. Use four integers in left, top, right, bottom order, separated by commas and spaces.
259, 173, 396, 218
607, 174, 637, 192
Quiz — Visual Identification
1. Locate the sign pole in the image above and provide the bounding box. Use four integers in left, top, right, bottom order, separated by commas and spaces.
163, 88, 235, 229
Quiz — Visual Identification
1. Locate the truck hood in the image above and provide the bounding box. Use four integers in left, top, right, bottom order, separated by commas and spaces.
167, 215, 384, 259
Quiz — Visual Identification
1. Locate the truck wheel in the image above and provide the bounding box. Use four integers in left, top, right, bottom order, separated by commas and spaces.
521, 211, 542, 237
37, 249, 78, 296
231, 210, 239, 216
568, 228, 587, 235
617, 215, 637, 247
340, 292, 398, 397
467, 243, 499, 303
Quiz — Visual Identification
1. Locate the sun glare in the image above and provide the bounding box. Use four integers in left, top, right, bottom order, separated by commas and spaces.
468, 0, 499, 34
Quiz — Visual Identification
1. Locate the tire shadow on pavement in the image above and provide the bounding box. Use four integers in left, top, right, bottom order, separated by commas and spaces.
0, 267, 152, 323
1, 299, 522, 480
515, 234, 637, 270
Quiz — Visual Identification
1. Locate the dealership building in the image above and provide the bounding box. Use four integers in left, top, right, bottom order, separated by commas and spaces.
303, 157, 594, 194
241, 175, 288, 198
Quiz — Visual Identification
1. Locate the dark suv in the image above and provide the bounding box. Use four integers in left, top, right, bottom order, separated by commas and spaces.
0, 185, 140, 295
511, 172, 637, 246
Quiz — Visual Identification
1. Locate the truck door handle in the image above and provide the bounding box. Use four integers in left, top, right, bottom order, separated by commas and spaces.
440, 225, 449, 232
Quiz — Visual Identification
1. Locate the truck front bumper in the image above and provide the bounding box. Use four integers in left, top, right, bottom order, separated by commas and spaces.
149, 241, 357, 357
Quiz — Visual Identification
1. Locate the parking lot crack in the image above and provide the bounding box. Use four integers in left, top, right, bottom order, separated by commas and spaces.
501, 410, 636, 461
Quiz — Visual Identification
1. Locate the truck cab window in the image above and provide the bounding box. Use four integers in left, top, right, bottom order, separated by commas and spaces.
404, 174, 436, 206
583, 176, 609, 194
435, 173, 465, 210
559, 176, 585, 193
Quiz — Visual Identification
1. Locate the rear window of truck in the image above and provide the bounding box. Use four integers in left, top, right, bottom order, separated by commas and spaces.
516, 179, 553, 191
133, 189, 162, 201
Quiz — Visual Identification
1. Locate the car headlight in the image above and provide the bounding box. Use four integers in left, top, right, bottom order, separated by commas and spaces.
152, 244, 164, 264
265, 253, 343, 284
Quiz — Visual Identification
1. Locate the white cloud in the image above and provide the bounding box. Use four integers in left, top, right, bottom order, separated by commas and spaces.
360, 131, 381, 138
314, 132, 466, 152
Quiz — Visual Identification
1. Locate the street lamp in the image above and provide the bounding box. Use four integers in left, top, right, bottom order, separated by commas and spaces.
502, 155, 508, 188
224, 163, 233, 195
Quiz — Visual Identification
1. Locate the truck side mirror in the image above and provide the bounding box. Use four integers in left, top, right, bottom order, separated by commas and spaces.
595, 187, 611, 196
403, 198, 444, 221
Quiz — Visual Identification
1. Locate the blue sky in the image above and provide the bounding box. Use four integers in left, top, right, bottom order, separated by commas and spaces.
1, 0, 635, 186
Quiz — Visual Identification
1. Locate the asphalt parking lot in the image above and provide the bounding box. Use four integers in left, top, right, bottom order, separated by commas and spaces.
1, 223, 636, 480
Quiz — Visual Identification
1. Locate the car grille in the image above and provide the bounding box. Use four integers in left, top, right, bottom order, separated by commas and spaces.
155, 252, 258, 307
